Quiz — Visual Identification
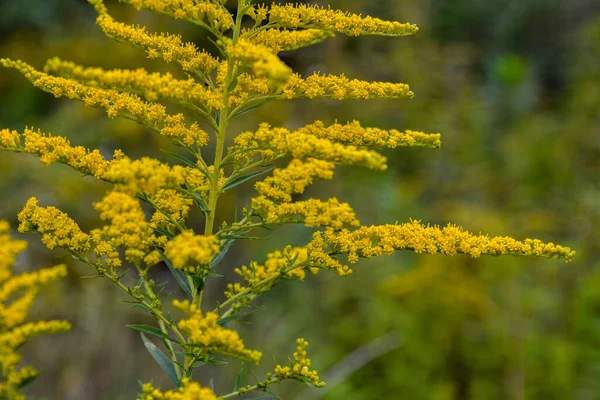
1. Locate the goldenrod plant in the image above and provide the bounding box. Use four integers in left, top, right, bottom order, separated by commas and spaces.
0, 0, 575, 398
0, 221, 70, 400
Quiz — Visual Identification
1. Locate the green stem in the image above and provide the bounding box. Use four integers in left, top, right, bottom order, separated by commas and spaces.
204, 0, 247, 236
221, 379, 279, 399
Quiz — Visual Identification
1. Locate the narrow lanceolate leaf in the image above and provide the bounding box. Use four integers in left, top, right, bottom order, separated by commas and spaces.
234, 363, 247, 391
218, 305, 265, 327
140, 333, 179, 384
130, 304, 153, 314
150, 225, 176, 239
211, 239, 235, 268
230, 99, 272, 119
221, 166, 276, 191
162, 149, 211, 179
127, 324, 180, 343
158, 250, 194, 298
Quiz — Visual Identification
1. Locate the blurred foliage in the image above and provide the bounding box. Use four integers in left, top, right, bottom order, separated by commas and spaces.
0, 0, 598, 399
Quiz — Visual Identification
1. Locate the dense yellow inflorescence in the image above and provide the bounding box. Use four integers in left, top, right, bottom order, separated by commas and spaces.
252, 197, 359, 229
1, 127, 210, 199
248, 28, 335, 53
234, 123, 388, 170
271, 338, 325, 388
149, 189, 194, 229
1, 59, 209, 147
256, 158, 335, 202
0, 221, 70, 399
93, 191, 155, 265
121, 0, 233, 32
281, 72, 414, 100
173, 300, 262, 364
296, 120, 442, 149
18, 198, 91, 254
226, 38, 292, 86
307, 220, 576, 274
138, 378, 220, 400
269, 4, 419, 37
44, 57, 223, 110
164, 231, 221, 272
91, 4, 219, 76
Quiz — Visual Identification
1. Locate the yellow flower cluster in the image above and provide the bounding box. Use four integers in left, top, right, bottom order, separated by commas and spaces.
149, 189, 193, 229
8, 127, 107, 177
0, 265, 67, 327
225, 247, 320, 310
2, 59, 209, 147
0, 221, 70, 399
0, 129, 20, 149
18, 198, 91, 253
269, 4, 418, 37
44, 57, 223, 110
138, 378, 219, 400
226, 73, 271, 108
249, 157, 358, 228
282, 72, 414, 100
252, 197, 359, 229
93, 191, 154, 265
271, 338, 325, 388
307, 220, 576, 274
226, 39, 292, 86
245, 4, 269, 23
233, 123, 388, 170
256, 158, 335, 203
91, 6, 219, 75
236, 247, 310, 285
103, 156, 207, 196
248, 28, 335, 53
296, 120, 442, 149
0, 221, 27, 283
121, 0, 233, 32
173, 300, 262, 364
164, 231, 220, 273
3, 127, 210, 204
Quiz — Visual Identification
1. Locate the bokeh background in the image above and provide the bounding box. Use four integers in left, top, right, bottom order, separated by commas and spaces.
1, 0, 599, 399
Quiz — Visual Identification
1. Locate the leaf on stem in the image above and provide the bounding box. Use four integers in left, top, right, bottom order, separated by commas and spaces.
127, 324, 180, 343
234, 363, 247, 391
140, 332, 179, 385
159, 250, 194, 298
221, 166, 276, 191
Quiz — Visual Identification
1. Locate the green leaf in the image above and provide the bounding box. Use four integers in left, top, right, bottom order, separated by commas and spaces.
193, 356, 228, 367
79, 275, 102, 279
234, 363, 247, 391
211, 239, 235, 268
116, 268, 131, 281
15, 371, 38, 389
150, 225, 176, 239
159, 250, 194, 298
127, 324, 180, 343
221, 166, 276, 191
130, 304, 153, 314
193, 195, 209, 215
218, 305, 264, 326
140, 333, 179, 384
230, 99, 272, 119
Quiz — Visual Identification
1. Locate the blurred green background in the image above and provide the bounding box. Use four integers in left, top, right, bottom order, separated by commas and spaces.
1, 0, 599, 399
